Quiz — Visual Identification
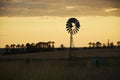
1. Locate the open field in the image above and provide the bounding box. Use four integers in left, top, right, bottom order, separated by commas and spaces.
0, 48, 120, 60
0, 48, 120, 80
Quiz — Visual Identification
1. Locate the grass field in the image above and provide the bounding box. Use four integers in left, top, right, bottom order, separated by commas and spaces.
0, 48, 120, 80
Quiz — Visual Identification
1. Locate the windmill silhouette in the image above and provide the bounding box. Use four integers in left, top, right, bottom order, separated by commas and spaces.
66, 18, 80, 60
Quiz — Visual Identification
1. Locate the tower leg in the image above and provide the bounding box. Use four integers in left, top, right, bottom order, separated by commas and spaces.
69, 32, 73, 61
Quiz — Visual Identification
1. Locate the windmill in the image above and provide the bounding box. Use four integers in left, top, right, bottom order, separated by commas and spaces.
66, 18, 80, 60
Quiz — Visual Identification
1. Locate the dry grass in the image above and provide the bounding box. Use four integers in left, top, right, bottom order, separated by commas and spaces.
0, 48, 120, 80
0, 60, 120, 80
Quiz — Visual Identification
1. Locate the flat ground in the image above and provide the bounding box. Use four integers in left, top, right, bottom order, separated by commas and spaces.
0, 48, 120, 80
0, 48, 120, 59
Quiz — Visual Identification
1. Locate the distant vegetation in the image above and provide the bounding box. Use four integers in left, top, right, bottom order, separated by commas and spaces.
3, 40, 120, 55
88, 41, 120, 48
4, 41, 55, 55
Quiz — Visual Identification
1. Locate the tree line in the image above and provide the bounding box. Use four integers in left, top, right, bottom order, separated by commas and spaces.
3, 40, 120, 55
88, 41, 120, 48
4, 41, 55, 55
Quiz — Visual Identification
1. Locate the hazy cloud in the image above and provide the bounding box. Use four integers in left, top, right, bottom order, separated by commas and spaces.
0, 0, 120, 16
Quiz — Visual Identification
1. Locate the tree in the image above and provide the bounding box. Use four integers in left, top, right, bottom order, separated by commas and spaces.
117, 41, 120, 47
48, 41, 52, 48
110, 42, 114, 48
92, 42, 95, 48
10, 44, 13, 48
96, 41, 101, 48
5, 45, 9, 48
5, 45, 10, 55
26, 43, 31, 52
51, 41, 55, 48
88, 42, 92, 48
21, 44, 25, 48
60, 44, 65, 48
10, 44, 16, 49
102, 43, 106, 48
31, 43, 35, 47
10, 44, 16, 54
21, 44, 25, 53
16, 44, 20, 48
36, 42, 42, 48
16, 44, 20, 53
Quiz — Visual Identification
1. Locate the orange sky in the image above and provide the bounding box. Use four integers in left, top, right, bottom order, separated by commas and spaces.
0, 16, 120, 48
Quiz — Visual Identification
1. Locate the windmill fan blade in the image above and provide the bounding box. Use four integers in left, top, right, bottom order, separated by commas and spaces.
76, 28, 79, 31
66, 28, 70, 30
66, 23, 71, 27
74, 29, 77, 34
67, 28, 70, 31
75, 29, 78, 33
68, 30, 71, 33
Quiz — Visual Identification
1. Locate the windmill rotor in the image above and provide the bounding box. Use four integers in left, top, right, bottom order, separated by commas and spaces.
66, 18, 80, 34
66, 18, 80, 60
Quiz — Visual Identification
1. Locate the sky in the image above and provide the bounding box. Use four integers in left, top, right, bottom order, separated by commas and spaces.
0, 0, 120, 48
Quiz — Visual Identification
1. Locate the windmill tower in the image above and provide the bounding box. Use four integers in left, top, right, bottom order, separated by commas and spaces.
66, 18, 80, 60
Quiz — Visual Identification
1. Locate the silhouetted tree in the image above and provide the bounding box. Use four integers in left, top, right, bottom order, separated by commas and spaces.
51, 41, 55, 48
107, 39, 110, 47
102, 43, 107, 48
31, 43, 35, 47
96, 41, 101, 48
4, 41, 55, 54
26, 43, 31, 53
5, 45, 9, 48
110, 42, 114, 48
21, 44, 25, 53
48, 41, 52, 48
117, 41, 120, 47
5, 45, 10, 55
60, 44, 65, 48
21, 44, 25, 49
92, 42, 95, 48
88, 42, 92, 48
16, 44, 20, 53
10, 44, 16, 54
16, 44, 20, 48
36, 42, 42, 48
